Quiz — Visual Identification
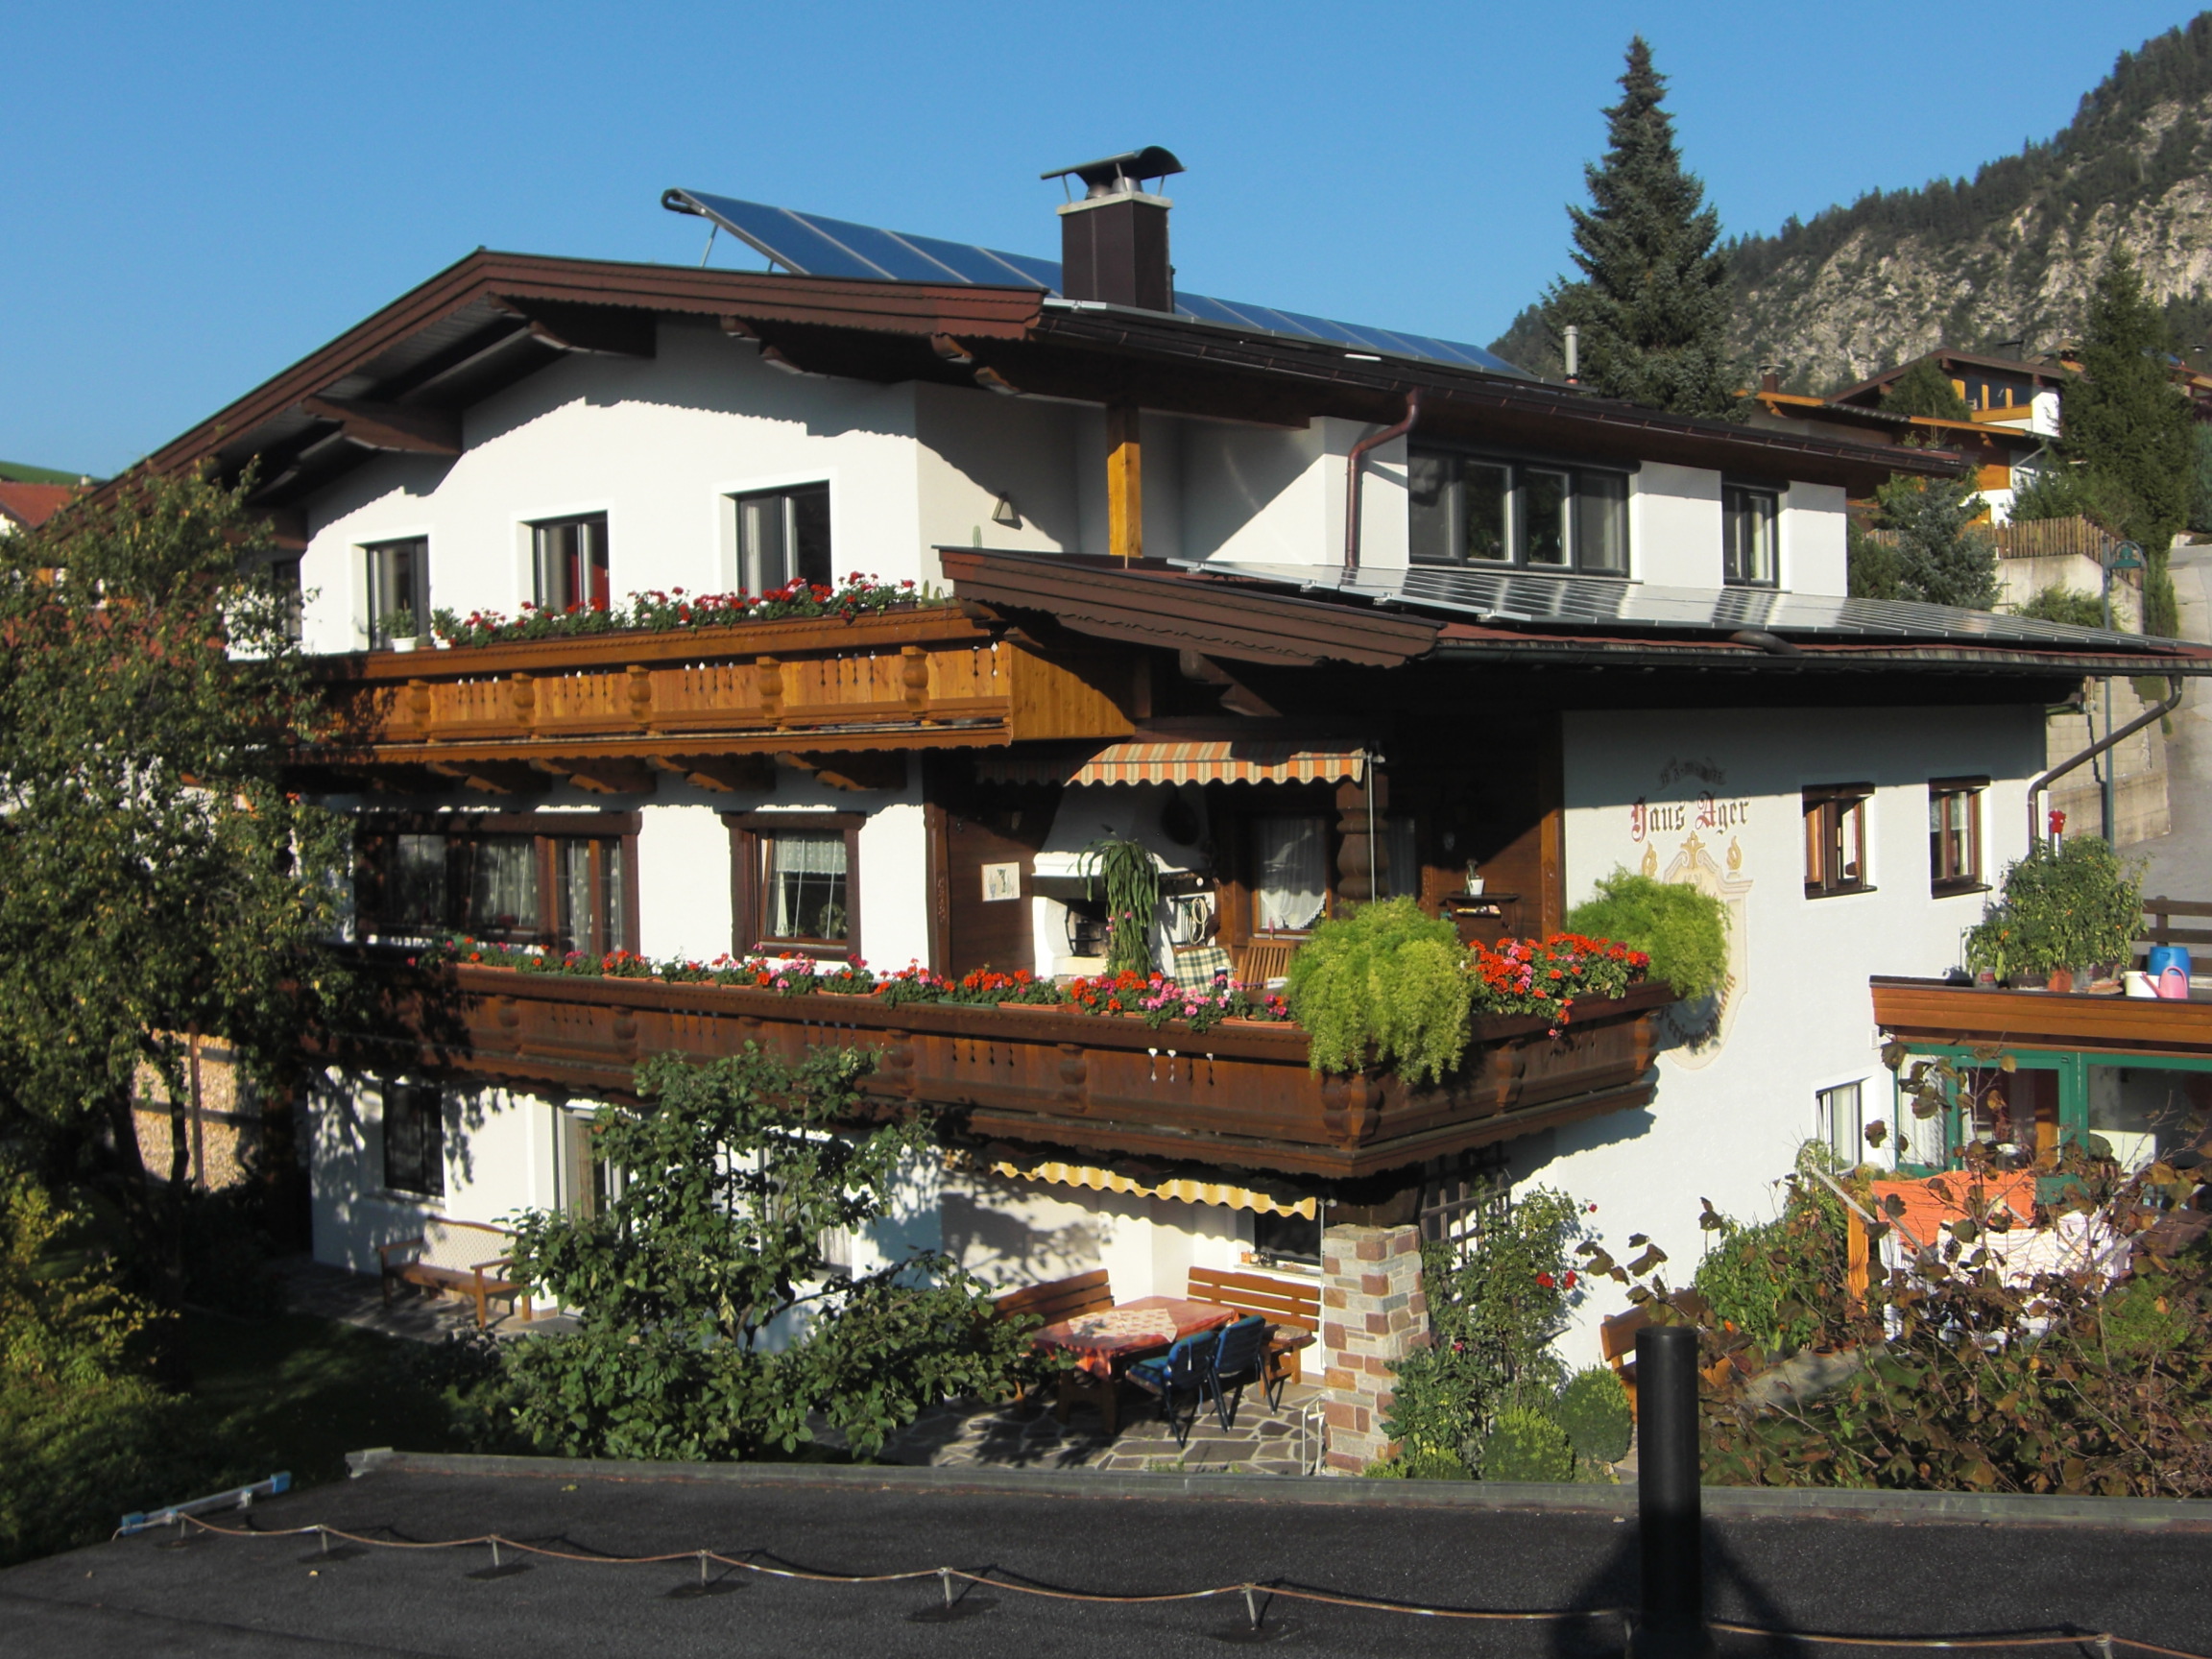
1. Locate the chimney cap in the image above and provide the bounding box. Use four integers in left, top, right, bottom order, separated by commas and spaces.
1042, 147, 1185, 198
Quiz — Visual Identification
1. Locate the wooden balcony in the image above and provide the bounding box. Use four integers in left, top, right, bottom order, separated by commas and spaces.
318, 957, 1674, 1182
308, 608, 1135, 789
1873, 976, 2212, 1060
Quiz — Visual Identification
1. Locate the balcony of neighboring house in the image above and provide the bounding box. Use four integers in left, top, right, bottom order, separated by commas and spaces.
301, 604, 1139, 794
310, 949, 1675, 1183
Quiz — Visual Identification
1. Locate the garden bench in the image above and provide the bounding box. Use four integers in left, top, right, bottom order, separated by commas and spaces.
993, 1270, 1115, 1409
377, 1216, 533, 1329
1186, 1265, 1319, 1401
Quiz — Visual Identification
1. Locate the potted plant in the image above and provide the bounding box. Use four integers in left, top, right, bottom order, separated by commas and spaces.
382, 606, 422, 651
1963, 837, 2143, 992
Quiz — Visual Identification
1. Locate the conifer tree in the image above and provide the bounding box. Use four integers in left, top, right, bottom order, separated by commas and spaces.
1878, 357, 1972, 421
1546, 37, 1737, 417
2064, 246, 2196, 553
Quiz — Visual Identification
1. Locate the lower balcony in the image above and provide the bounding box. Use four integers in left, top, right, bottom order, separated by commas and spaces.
313, 956, 1674, 1182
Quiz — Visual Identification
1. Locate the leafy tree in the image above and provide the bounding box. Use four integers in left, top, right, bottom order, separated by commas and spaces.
0, 472, 350, 1297
503, 1046, 1034, 1461
2064, 247, 2196, 553
1867, 472, 2000, 608
1544, 37, 1737, 417
1879, 357, 1973, 420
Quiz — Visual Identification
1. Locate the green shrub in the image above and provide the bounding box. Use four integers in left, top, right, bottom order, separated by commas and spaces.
0, 1372, 215, 1567
1964, 835, 2144, 979
2014, 584, 2105, 629
1402, 1444, 1474, 1480
1286, 898, 1472, 1083
1563, 870, 1729, 999
1690, 1164, 1848, 1356
1554, 1364, 1632, 1463
1478, 1404, 1574, 1481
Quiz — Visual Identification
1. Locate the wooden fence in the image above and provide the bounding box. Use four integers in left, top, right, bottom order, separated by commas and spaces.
1858, 516, 2112, 562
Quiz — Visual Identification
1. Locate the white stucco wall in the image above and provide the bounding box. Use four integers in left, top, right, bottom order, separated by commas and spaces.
1784, 482, 1848, 594
1631, 462, 1722, 587
1537, 701, 2046, 1367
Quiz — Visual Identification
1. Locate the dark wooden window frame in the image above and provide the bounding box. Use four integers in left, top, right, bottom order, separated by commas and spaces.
1408, 443, 1635, 576
381, 1078, 445, 1198
1803, 783, 1874, 899
726, 810, 865, 959
1929, 775, 1989, 898
357, 811, 640, 953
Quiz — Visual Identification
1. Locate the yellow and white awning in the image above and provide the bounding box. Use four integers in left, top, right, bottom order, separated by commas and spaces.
989, 1157, 1318, 1219
977, 736, 1368, 789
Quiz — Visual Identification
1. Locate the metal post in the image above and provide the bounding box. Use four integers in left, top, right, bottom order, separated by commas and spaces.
2102, 562, 2115, 843
1632, 1325, 1710, 1659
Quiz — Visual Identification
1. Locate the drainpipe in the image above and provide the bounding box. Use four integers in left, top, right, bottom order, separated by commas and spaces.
1343, 390, 1422, 580
2027, 675, 2182, 854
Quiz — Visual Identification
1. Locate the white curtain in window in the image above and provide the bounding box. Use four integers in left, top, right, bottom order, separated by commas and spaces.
468, 836, 538, 933
768, 831, 849, 940
1378, 817, 1421, 901
1254, 818, 1327, 933
392, 833, 445, 927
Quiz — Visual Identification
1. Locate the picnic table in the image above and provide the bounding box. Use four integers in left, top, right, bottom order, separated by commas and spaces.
1032, 1295, 1238, 1434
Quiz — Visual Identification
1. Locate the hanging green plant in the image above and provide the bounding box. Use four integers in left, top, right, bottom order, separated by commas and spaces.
1286, 898, 1472, 1083
1080, 835, 1161, 977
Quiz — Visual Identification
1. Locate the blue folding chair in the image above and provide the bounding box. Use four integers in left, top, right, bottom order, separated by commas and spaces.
1126, 1328, 1221, 1445
1204, 1315, 1273, 1431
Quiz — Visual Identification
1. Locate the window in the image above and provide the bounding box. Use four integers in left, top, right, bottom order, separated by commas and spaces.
1803, 784, 1872, 897
365, 537, 429, 645
360, 814, 637, 954
1251, 817, 1330, 934
1816, 1081, 1864, 1168
1408, 450, 1629, 574
382, 1081, 445, 1197
729, 812, 862, 957
267, 556, 303, 642
1928, 779, 1986, 895
1252, 1207, 1322, 1267
532, 514, 610, 614
733, 483, 831, 594
1722, 485, 1779, 587
1375, 817, 1422, 902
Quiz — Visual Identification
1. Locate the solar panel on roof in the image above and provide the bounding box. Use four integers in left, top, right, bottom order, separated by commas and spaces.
1175, 558, 2181, 651
663, 189, 1529, 379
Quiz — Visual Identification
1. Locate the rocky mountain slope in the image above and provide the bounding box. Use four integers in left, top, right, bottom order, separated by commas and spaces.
1491, 14, 2212, 392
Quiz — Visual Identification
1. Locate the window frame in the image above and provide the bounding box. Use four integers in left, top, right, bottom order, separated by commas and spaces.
1928, 776, 1988, 897
1802, 783, 1874, 899
363, 536, 430, 646
380, 1078, 445, 1198
1407, 445, 1633, 577
731, 482, 833, 596
530, 513, 612, 615
1722, 482, 1781, 589
726, 810, 864, 959
1815, 1079, 1865, 1169
357, 811, 640, 954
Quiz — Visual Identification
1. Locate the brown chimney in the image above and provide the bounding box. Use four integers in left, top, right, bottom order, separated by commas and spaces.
1044, 147, 1184, 312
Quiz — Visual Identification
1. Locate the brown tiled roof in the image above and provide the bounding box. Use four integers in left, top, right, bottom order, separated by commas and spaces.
0, 481, 84, 529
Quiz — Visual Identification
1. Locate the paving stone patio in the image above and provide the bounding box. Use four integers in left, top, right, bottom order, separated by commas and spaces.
876, 1380, 1327, 1476
275, 1254, 554, 1341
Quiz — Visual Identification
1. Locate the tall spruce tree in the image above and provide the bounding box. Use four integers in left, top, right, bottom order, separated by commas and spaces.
1547, 37, 1737, 417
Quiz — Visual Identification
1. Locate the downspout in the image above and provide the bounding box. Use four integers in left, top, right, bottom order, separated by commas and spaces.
2027, 675, 2182, 853
1343, 389, 1422, 580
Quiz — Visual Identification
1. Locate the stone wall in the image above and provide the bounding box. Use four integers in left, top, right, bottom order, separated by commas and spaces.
1318, 1222, 1427, 1474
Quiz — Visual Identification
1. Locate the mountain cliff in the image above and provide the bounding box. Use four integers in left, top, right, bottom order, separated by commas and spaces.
1490, 14, 2212, 392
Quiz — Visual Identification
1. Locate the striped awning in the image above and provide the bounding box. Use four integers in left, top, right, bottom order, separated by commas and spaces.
977, 737, 1368, 789
990, 1158, 1319, 1219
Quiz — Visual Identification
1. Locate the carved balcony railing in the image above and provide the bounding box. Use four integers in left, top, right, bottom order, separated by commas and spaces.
313, 956, 1673, 1182
306, 609, 1135, 791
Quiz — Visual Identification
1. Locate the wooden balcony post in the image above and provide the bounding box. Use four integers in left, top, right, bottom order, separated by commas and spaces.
1334, 766, 1387, 906
1107, 404, 1142, 563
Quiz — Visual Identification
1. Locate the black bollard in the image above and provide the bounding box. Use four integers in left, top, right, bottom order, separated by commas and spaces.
1632, 1323, 1711, 1659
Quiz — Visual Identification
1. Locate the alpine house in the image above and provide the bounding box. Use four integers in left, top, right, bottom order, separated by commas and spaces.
129, 148, 2212, 1465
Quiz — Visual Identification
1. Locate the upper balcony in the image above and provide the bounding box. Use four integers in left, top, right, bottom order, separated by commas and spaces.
315, 952, 1675, 1184
305, 606, 1136, 792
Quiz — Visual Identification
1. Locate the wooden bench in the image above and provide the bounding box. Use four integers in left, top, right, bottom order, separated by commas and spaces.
993, 1270, 1115, 1416
1188, 1265, 1319, 1398
377, 1216, 533, 1329
1599, 1289, 1709, 1415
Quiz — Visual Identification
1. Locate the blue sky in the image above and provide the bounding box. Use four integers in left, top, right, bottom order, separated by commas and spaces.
4, 1, 2202, 476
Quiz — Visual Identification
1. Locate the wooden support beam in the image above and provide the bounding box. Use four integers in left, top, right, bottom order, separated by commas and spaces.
647, 753, 776, 794
779, 750, 907, 793
493, 298, 658, 358
425, 759, 547, 797
1106, 404, 1142, 563
298, 396, 462, 456
529, 757, 656, 796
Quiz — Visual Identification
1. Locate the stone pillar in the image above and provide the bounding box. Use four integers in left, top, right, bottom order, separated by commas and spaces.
1319, 1222, 1427, 1474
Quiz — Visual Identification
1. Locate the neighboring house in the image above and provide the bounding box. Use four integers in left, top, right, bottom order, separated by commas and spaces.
0, 478, 87, 535
122, 156, 2212, 1460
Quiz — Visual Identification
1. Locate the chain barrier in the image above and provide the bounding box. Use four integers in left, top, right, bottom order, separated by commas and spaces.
147, 1512, 2206, 1654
